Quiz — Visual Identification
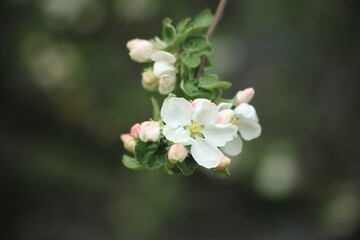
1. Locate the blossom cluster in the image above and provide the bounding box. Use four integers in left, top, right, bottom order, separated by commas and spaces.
120, 10, 261, 177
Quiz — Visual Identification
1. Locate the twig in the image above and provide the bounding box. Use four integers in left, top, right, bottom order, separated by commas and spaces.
195, 0, 228, 79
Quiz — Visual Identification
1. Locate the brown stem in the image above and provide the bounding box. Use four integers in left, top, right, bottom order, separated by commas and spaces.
195, 0, 228, 79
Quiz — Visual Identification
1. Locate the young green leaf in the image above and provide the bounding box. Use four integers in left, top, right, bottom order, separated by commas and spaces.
183, 35, 211, 52
162, 18, 176, 44
213, 168, 230, 178
122, 155, 144, 170
135, 141, 167, 170
180, 52, 201, 68
176, 17, 192, 34
199, 75, 232, 90
192, 9, 214, 28
176, 156, 198, 176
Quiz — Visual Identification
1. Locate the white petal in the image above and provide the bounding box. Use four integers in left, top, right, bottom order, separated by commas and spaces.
238, 118, 262, 141
218, 102, 233, 111
234, 103, 256, 119
221, 134, 243, 156
151, 51, 176, 63
202, 124, 237, 147
192, 99, 218, 126
153, 61, 175, 77
163, 125, 194, 145
160, 97, 193, 128
191, 137, 222, 169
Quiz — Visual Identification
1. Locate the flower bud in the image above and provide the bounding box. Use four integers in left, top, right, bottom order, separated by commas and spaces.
235, 88, 255, 105
120, 134, 136, 152
214, 155, 231, 170
126, 39, 154, 63
141, 69, 158, 91
130, 123, 141, 138
153, 61, 175, 77
139, 121, 161, 142
168, 144, 188, 163
159, 74, 176, 95
216, 109, 235, 124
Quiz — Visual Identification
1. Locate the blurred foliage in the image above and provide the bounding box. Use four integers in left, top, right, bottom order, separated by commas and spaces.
1, 0, 360, 239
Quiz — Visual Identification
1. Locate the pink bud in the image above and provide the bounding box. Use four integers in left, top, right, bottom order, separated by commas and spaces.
159, 75, 175, 95
235, 88, 255, 105
168, 144, 188, 163
139, 121, 161, 142
130, 123, 141, 138
216, 109, 235, 124
120, 134, 136, 152
214, 155, 231, 170
141, 69, 158, 91
126, 39, 153, 63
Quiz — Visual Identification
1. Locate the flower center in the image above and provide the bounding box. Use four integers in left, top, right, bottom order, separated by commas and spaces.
230, 116, 240, 125
186, 121, 204, 138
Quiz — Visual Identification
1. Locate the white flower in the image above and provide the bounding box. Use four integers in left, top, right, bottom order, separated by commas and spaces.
160, 97, 237, 169
220, 103, 262, 156
151, 51, 176, 77
126, 39, 154, 63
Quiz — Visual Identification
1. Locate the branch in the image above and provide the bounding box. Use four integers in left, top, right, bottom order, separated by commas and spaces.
195, 0, 228, 79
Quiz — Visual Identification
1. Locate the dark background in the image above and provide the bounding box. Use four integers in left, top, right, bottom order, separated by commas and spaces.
2, 0, 360, 239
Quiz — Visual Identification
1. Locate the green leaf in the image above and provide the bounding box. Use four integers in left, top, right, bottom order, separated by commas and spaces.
204, 57, 212, 70
180, 52, 201, 68
122, 155, 144, 171
151, 97, 160, 121
192, 9, 214, 28
183, 35, 211, 52
162, 18, 176, 44
213, 168, 230, 178
180, 80, 212, 99
199, 75, 232, 90
135, 141, 167, 170
176, 156, 198, 176
176, 17, 192, 34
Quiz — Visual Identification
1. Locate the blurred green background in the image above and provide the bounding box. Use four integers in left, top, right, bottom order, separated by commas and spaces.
2, 0, 360, 239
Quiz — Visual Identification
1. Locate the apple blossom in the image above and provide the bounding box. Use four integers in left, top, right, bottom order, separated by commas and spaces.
160, 97, 237, 169
159, 74, 176, 95
151, 51, 176, 78
141, 69, 158, 91
235, 88, 255, 105
214, 155, 231, 170
168, 144, 188, 164
130, 123, 141, 138
120, 134, 136, 152
139, 121, 161, 142
216, 109, 235, 124
126, 39, 154, 63
220, 102, 262, 156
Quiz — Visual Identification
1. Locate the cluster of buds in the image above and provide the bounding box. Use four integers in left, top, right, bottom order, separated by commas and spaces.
127, 39, 177, 95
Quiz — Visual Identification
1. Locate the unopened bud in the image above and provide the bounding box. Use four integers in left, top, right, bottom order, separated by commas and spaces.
235, 88, 255, 105
126, 39, 153, 63
168, 144, 188, 163
159, 75, 176, 95
214, 155, 231, 170
120, 134, 136, 152
141, 69, 158, 91
139, 121, 161, 142
216, 109, 235, 124
130, 123, 141, 138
